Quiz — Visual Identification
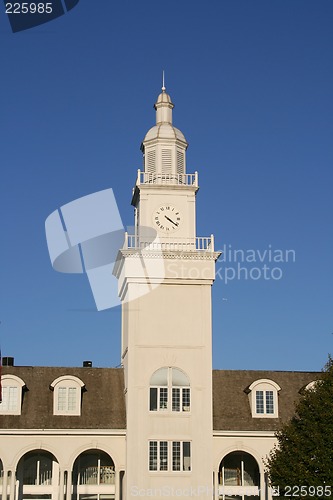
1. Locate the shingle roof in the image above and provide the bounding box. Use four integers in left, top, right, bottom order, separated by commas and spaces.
0, 366, 321, 432
0, 366, 126, 429
213, 369, 321, 431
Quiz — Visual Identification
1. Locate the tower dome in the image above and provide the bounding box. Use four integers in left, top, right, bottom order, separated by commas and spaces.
141, 85, 188, 178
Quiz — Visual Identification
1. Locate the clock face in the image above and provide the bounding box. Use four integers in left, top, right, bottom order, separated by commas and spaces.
153, 204, 182, 233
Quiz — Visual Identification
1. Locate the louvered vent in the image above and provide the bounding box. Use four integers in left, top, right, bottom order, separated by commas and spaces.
177, 150, 185, 174
161, 149, 172, 173
146, 150, 156, 173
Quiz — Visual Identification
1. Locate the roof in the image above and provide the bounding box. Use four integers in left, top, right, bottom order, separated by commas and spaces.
0, 366, 321, 432
213, 369, 321, 431
143, 123, 187, 143
0, 366, 126, 430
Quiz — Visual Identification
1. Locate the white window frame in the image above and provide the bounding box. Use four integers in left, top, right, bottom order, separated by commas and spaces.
248, 379, 280, 418
148, 441, 191, 472
149, 367, 191, 413
0, 375, 25, 415
50, 375, 84, 416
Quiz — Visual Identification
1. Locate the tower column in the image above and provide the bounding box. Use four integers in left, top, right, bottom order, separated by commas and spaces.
115, 86, 220, 500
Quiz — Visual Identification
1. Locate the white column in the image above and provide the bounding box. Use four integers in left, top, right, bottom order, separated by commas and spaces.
9, 470, 16, 500
213, 468, 219, 500
2, 468, 8, 500
58, 468, 65, 500
114, 470, 119, 500
66, 469, 72, 500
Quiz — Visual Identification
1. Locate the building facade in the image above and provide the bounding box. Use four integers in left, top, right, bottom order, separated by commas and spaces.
0, 88, 320, 500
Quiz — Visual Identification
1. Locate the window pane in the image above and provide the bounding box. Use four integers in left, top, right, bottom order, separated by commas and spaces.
0, 386, 18, 412
159, 388, 168, 410
159, 442, 168, 471
68, 388, 77, 411
8, 387, 18, 410
183, 442, 191, 471
182, 388, 190, 411
265, 391, 274, 414
172, 388, 180, 412
150, 388, 157, 411
0, 387, 9, 411
171, 368, 189, 386
255, 391, 264, 414
172, 442, 180, 471
150, 368, 168, 386
149, 442, 157, 471
58, 387, 67, 411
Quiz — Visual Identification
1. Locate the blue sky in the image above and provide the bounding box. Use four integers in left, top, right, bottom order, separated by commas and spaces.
0, 0, 332, 371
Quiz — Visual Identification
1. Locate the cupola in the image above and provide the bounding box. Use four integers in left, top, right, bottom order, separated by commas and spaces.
141, 82, 188, 179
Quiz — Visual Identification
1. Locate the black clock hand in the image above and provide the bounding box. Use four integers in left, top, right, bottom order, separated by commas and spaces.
165, 215, 179, 227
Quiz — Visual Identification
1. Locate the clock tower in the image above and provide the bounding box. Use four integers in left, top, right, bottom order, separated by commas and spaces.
114, 85, 220, 499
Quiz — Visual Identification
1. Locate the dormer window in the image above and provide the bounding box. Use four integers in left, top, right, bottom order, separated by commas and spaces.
0, 375, 25, 415
248, 379, 281, 418
303, 380, 321, 392
50, 376, 85, 416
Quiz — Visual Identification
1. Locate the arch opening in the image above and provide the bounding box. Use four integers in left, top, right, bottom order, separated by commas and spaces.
72, 450, 115, 500
16, 450, 59, 500
218, 451, 260, 500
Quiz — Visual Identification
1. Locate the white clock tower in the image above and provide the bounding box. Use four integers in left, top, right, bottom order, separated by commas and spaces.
114, 84, 220, 499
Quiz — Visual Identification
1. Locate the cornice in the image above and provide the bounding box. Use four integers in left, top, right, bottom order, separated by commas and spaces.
119, 250, 221, 261
0, 429, 127, 436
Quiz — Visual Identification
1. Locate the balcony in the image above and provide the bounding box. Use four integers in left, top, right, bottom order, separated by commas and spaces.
123, 234, 215, 252
79, 466, 115, 485
135, 170, 198, 187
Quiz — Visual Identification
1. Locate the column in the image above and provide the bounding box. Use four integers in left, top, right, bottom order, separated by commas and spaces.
65, 469, 72, 500
1, 468, 8, 500
9, 470, 15, 500
58, 468, 65, 500
114, 470, 119, 500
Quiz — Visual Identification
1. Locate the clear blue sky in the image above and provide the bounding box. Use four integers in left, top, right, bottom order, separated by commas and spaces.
0, 0, 332, 371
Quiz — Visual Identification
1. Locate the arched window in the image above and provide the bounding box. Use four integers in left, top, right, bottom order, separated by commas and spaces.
0, 375, 25, 415
149, 367, 190, 412
50, 375, 85, 416
72, 450, 115, 500
219, 451, 260, 499
248, 379, 281, 418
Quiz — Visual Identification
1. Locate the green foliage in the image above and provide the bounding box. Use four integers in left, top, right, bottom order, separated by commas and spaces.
266, 356, 333, 499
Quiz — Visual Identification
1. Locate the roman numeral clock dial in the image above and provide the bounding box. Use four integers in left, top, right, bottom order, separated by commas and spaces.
153, 204, 182, 233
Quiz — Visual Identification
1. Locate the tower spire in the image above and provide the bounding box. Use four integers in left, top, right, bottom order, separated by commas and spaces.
162, 70, 166, 92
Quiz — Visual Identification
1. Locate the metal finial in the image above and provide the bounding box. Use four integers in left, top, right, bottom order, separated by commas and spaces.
162, 70, 166, 92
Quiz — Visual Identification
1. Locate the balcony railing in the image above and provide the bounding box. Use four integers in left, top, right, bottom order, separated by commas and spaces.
79, 466, 115, 485
23, 469, 52, 486
136, 170, 198, 187
123, 234, 214, 252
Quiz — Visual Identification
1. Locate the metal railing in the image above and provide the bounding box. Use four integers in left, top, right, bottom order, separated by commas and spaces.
123, 234, 214, 252
136, 170, 198, 187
